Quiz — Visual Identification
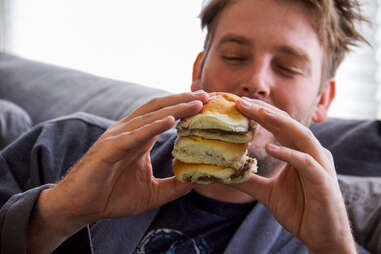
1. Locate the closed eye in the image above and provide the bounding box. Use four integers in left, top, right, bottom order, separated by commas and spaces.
222, 55, 248, 64
275, 65, 302, 77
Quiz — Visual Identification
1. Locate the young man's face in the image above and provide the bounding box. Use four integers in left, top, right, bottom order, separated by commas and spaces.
192, 0, 334, 174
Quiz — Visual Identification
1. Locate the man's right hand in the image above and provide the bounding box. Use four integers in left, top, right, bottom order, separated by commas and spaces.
27, 91, 209, 254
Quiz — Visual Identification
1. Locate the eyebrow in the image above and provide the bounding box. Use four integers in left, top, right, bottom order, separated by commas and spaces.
217, 34, 253, 48
276, 46, 311, 66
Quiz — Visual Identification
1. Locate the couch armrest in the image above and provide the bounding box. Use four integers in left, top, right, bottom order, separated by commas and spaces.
0, 52, 169, 124
311, 119, 381, 176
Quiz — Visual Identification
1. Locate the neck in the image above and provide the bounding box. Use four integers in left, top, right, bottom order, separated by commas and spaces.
193, 183, 255, 203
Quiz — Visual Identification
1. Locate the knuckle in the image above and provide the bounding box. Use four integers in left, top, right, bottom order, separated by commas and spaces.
295, 128, 315, 147
323, 147, 335, 164
304, 128, 315, 140
324, 147, 333, 158
279, 108, 290, 118
302, 153, 315, 167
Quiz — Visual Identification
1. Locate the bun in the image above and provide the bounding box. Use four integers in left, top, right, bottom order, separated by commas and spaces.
172, 136, 248, 169
172, 159, 257, 184
178, 92, 251, 133
172, 92, 258, 184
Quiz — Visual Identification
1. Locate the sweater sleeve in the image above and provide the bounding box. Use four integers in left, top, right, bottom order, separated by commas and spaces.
0, 113, 112, 254
339, 175, 381, 254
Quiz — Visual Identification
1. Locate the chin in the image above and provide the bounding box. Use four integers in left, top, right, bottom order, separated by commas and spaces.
248, 127, 283, 176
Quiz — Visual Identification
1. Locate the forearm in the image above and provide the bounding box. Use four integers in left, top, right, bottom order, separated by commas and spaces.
300, 178, 359, 254
307, 226, 358, 254
27, 187, 89, 254
308, 245, 357, 254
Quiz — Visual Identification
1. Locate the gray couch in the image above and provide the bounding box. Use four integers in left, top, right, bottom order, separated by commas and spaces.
0, 53, 169, 125
0, 52, 381, 252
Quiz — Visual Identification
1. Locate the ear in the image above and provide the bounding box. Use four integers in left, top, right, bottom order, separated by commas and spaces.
312, 80, 336, 123
191, 52, 205, 92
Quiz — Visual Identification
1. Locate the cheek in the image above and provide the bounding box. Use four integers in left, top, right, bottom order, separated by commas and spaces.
201, 56, 242, 92
273, 84, 316, 120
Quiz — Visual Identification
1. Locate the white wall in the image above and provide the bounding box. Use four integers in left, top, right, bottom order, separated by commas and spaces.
331, 0, 379, 119
4, 0, 380, 119
377, 0, 381, 118
0, 0, 7, 50
6, 0, 205, 93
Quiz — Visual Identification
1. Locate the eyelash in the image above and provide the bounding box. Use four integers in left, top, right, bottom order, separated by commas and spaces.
276, 65, 301, 77
222, 56, 247, 63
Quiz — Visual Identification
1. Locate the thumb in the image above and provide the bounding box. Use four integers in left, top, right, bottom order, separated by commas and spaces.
231, 173, 272, 206
152, 177, 193, 207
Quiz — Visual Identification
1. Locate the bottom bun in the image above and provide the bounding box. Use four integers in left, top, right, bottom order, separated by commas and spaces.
172, 159, 256, 184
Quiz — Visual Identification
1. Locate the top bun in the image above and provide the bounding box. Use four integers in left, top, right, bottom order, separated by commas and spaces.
178, 92, 250, 132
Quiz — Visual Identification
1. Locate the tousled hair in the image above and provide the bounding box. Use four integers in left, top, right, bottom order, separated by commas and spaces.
199, 0, 369, 86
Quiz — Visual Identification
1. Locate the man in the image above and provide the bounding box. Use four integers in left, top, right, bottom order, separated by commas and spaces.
0, 0, 374, 253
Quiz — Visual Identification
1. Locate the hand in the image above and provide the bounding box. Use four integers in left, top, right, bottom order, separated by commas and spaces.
234, 98, 356, 253
27, 91, 209, 253
57, 91, 209, 221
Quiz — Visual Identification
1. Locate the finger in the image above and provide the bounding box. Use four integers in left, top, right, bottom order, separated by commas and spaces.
100, 116, 175, 163
265, 143, 331, 184
240, 97, 286, 115
237, 98, 306, 146
236, 98, 329, 168
126, 91, 209, 121
123, 100, 203, 131
229, 173, 272, 206
150, 176, 193, 208
116, 115, 176, 151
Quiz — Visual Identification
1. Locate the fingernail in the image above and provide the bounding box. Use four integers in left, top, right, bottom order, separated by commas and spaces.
260, 107, 273, 117
190, 100, 203, 106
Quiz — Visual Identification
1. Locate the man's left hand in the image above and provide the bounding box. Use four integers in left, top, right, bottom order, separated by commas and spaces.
233, 97, 357, 254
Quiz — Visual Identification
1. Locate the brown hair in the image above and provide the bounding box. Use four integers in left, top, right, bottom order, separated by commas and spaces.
199, 0, 369, 85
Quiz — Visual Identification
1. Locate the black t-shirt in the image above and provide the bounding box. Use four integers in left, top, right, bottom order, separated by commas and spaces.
134, 190, 256, 254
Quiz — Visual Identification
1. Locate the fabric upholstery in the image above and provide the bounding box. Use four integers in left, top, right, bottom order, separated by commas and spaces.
0, 99, 32, 150
311, 119, 381, 176
0, 53, 169, 124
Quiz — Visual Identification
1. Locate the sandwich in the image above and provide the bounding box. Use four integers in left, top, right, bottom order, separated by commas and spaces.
172, 92, 258, 184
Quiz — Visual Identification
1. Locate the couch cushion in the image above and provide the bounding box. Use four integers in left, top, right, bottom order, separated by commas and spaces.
0, 53, 169, 124
311, 118, 381, 176
0, 99, 32, 149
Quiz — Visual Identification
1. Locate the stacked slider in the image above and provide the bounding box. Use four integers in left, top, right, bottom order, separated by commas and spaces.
172, 92, 258, 184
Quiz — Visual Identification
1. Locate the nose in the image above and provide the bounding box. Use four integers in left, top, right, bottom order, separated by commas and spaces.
239, 61, 271, 99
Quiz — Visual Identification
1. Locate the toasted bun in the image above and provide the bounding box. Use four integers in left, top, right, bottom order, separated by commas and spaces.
172, 159, 257, 184
178, 92, 251, 133
172, 136, 248, 170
